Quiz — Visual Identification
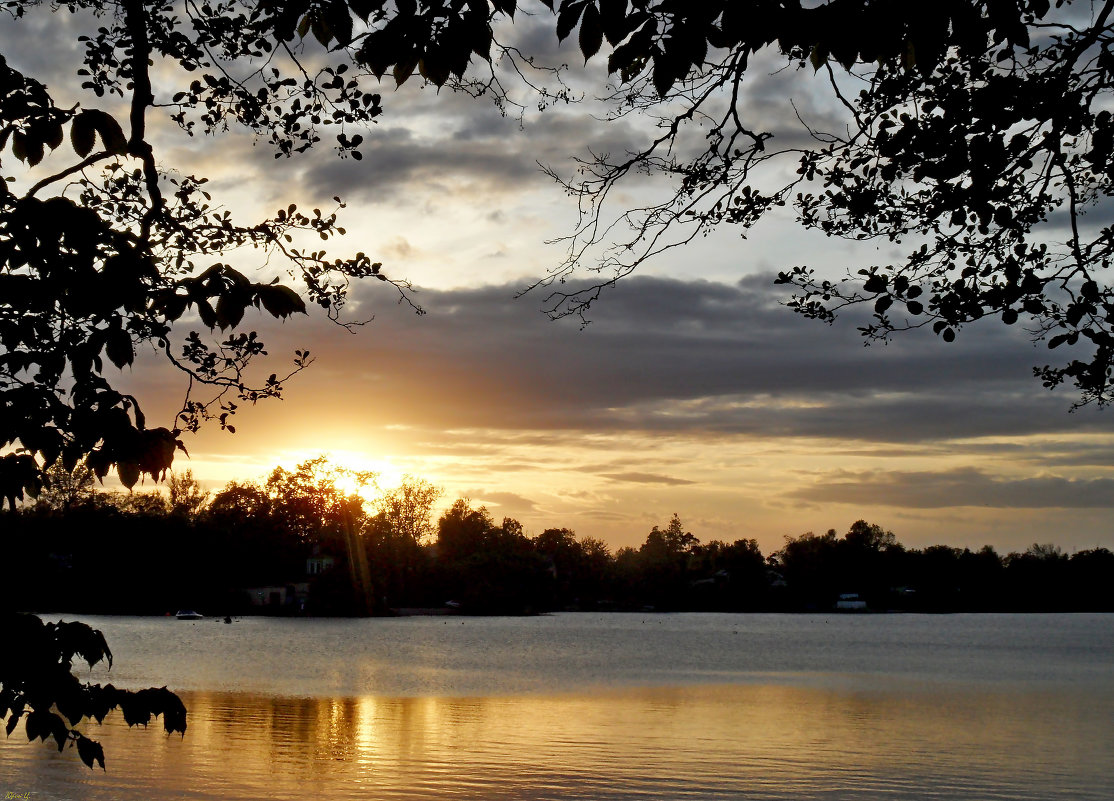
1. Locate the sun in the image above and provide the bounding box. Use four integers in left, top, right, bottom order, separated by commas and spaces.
280, 448, 408, 505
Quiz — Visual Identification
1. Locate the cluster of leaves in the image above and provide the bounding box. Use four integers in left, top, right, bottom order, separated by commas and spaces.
523, 0, 1114, 407
0, 0, 440, 506
0, 612, 186, 770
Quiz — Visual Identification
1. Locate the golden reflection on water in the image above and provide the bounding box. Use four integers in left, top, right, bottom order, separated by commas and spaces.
3, 683, 1113, 801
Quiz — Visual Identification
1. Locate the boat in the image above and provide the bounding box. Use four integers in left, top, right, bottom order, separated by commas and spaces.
175, 610, 203, 620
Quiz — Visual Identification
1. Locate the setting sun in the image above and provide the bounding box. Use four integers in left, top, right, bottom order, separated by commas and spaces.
282, 450, 408, 507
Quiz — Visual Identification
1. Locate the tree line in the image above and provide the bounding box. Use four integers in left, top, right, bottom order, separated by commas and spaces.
4, 458, 1111, 616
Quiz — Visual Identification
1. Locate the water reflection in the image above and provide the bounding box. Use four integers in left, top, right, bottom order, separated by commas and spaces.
4, 683, 1113, 800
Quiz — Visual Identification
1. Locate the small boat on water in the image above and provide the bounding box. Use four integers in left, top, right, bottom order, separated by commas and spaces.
175, 610, 203, 620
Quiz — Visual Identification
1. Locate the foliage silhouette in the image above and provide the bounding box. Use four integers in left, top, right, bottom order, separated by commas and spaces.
0, 612, 186, 771
506, 0, 1114, 408
0, 0, 429, 505
5, 483, 1113, 619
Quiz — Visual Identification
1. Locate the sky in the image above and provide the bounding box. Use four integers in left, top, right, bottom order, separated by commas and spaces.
5, 4, 1113, 555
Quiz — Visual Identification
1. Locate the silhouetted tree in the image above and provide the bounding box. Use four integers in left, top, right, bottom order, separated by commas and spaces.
1068, 547, 1114, 610
204, 481, 301, 589
32, 461, 98, 512
167, 470, 209, 518
634, 515, 700, 609
434, 501, 551, 613
524, 1, 1114, 408
363, 477, 442, 607
265, 457, 376, 613
773, 529, 839, 609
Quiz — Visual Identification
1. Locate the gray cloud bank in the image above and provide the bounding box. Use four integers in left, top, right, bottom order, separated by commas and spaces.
260, 272, 1113, 445
794, 467, 1114, 509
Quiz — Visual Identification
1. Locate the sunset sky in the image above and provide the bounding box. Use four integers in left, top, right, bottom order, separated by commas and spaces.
8, 7, 1114, 555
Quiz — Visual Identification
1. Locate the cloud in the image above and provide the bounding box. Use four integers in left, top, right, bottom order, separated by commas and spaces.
298, 272, 1112, 441
122, 272, 1112, 451
459, 489, 539, 512
598, 472, 697, 486
791, 467, 1114, 509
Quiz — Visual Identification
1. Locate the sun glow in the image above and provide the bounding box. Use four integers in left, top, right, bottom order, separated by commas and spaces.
278, 449, 408, 506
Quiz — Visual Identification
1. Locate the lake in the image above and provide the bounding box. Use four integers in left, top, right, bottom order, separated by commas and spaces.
2, 613, 1112, 800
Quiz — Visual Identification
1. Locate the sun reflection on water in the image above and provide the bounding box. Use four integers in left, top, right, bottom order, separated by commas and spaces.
4, 683, 1108, 801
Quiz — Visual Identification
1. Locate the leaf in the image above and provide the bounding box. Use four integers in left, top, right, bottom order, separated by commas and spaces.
312, 16, 332, 47
257, 284, 307, 319
196, 299, 218, 329
47, 712, 71, 751
13, 131, 44, 166
214, 294, 246, 330
862, 274, 887, 293
418, 55, 450, 88
80, 110, 128, 155
393, 56, 418, 86
25, 712, 41, 742
810, 45, 828, 72
117, 461, 140, 490
76, 735, 105, 771
652, 53, 674, 97
326, 0, 354, 46
45, 122, 64, 151
579, 3, 603, 62
556, 0, 585, 42
11, 131, 27, 161
600, 0, 629, 46
105, 327, 135, 368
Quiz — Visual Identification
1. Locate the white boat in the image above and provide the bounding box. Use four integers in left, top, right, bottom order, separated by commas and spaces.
175, 610, 203, 620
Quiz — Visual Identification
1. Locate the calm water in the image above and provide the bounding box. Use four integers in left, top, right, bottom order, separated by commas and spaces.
2, 613, 1113, 800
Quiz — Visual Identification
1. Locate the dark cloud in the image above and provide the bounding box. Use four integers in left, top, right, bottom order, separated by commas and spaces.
107, 269, 1113, 458
791, 467, 1114, 509
214, 272, 1114, 445
293, 106, 645, 206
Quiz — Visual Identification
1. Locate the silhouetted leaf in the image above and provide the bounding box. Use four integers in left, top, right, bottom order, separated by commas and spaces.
76, 735, 105, 771
196, 299, 217, 328
393, 56, 418, 86
579, 4, 603, 62
326, 0, 353, 46
117, 461, 140, 490
105, 327, 134, 369
76, 109, 127, 155
652, 53, 673, 96
214, 294, 245, 330
257, 284, 307, 319
556, 0, 585, 42
600, 0, 629, 46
